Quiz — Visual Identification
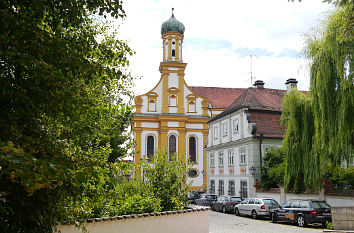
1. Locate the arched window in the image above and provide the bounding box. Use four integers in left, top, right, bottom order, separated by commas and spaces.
172, 49, 175, 57
169, 135, 176, 158
147, 135, 154, 161
189, 136, 197, 163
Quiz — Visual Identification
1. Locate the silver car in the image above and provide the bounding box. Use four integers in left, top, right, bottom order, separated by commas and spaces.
235, 198, 279, 219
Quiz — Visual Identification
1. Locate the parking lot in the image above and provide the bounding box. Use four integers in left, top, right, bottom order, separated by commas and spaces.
209, 211, 324, 233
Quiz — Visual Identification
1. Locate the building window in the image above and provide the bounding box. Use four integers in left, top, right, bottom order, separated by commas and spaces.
188, 100, 196, 112
223, 123, 228, 137
239, 146, 247, 164
228, 180, 235, 196
169, 135, 177, 159
218, 180, 224, 196
189, 136, 197, 163
210, 180, 215, 194
147, 135, 154, 161
210, 153, 215, 167
172, 49, 175, 57
233, 119, 239, 134
240, 181, 248, 199
214, 126, 218, 139
218, 152, 224, 167
169, 94, 177, 106
228, 149, 234, 166
148, 99, 156, 112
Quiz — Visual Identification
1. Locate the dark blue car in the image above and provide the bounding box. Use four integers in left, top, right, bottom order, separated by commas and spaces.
270, 199, 332, 227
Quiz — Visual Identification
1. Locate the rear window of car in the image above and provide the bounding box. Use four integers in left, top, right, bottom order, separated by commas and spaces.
231, 197, 242, 202
263, 199, 278, 205
312, 201, 330, 209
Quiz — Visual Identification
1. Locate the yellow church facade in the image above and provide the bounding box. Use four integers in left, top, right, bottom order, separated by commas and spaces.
132, 11, 244, 190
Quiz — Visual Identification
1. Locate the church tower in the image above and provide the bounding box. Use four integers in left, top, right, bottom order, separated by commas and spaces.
133, 9, 210, 191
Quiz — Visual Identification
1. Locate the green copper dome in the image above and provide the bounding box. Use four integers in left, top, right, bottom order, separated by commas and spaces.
161, 10, 185, 35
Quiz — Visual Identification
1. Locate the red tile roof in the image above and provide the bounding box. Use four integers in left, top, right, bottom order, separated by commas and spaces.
249, 112, 284, 138
189, 86, 245, 109
209, 87, 286, 138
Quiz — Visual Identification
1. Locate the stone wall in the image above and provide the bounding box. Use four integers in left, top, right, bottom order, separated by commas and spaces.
332, 206, 354, 230
57, 207, 209, 233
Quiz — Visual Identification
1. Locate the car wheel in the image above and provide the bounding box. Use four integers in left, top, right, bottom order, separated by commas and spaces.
297, 215, 307, 227
235, 208, 240, 216
251, 210, 258, 219
271, 213, 277, 223
222, 206, 226, 213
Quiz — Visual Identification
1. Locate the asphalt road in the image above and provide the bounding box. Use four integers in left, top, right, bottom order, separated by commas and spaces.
209, 210, 324, 233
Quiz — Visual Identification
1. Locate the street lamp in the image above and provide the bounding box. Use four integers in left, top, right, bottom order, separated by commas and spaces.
249, 166, 256, 175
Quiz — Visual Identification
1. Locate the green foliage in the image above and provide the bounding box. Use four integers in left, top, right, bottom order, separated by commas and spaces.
324, 165, 354, 189
260, 147, 285, 190
142, 149, 190, 211
281, 90, 317, 193
0, 0, 135, 232
326, 221, 333, 230
281, 1, 353, 193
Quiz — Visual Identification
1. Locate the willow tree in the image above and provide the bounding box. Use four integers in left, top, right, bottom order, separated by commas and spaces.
281, 90, 316, 193
282, 1, 353, 192
304, 2, 353, 167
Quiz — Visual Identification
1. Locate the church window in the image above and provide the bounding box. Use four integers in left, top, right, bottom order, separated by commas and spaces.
147, 135, 154, 161
188, 100, 196, 112
189, 136, 197, 163
169, 135, 177, 159
169, 94, 177, 106
172, 41, 175, 45
172, 49, 175, 57
148, 99, 156, 112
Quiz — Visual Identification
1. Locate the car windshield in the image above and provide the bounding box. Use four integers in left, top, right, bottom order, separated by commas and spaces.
263, 199, 278, 205
312, 201, 330, 209
230, 197, 242, 202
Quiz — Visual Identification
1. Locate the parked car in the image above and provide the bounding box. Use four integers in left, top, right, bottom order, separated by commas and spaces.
270, 199, 332, 227
234, 198, 279, 219
187, 191, 203, 204
195, 194, 218, 207
212, 195, 243, 213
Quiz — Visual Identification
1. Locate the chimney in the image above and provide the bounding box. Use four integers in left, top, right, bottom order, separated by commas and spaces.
285, 78, 298, 93
253, 80, 265, 89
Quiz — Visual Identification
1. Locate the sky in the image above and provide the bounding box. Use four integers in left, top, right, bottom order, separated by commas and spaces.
117, 0, 333, 95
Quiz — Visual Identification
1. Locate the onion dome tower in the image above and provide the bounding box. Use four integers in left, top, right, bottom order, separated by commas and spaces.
161, 8, 185, 62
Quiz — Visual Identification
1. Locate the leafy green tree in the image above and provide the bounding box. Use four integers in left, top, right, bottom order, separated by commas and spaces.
142, 149, 190, 211
0, 0, 134, 232
260, 147, 285, 190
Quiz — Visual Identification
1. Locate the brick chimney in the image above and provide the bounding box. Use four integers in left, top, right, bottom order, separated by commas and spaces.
253, 80, 265, 89
285, 78, 298, 93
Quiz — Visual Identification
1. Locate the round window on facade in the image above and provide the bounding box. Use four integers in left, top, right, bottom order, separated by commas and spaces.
188, 168, 199, 178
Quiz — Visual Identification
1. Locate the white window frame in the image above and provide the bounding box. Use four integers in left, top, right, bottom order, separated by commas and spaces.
239, 146, 247, 164
233, 119, 239, 134
222, 122, 228, 137
228, 149, 234, 166
214, 126, 218, 139
210, 153, 215, 167
218, 151, 224, 167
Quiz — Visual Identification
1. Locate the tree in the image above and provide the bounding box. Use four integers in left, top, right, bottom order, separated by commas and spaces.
260, 147, 286, 190
281, 1, 353, 192
0, 1, 134, 232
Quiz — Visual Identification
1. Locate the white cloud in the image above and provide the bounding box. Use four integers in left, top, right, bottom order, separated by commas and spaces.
117, 0, 333, 95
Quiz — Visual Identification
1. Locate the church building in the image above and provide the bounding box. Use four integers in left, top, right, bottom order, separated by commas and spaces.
132, 10, 295, 193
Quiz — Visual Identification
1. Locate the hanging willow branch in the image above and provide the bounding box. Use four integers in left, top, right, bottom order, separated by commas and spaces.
304, 3, 353, 166
282, 3, 353, 193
